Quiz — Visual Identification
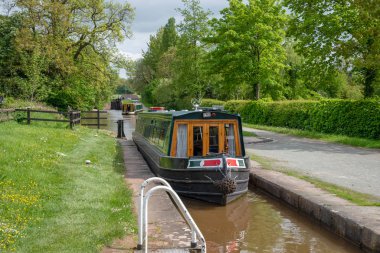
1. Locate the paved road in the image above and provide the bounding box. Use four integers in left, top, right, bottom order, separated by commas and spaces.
243, 128, 380, 198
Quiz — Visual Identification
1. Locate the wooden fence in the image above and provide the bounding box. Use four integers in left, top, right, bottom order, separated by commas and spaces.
1, 108, 108, 129
81, 110, 108, 128
0, 109, 15, 122
15, 108, 81, 129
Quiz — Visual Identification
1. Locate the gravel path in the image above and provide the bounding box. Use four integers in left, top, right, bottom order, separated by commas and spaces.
243, 128, 380, 198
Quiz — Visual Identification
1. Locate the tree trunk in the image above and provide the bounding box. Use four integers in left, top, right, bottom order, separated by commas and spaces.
254, 83, 260, 100
363, 67, 376, 98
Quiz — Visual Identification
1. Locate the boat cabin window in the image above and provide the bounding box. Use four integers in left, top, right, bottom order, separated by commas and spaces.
209, 126, 219, 154
136, 117, 171, 153
225, 124, 236, 156
171, 120, 241, 157
176, 124, 188, 157
193, 126, 203, 156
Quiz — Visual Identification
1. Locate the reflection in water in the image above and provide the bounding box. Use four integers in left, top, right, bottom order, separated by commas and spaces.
183, 193, 251, 252
184, 192, 361, 253
105, 110, 361, 253
99, 110, 136, 139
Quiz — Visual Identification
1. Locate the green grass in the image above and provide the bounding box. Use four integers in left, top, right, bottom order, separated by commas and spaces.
244, 123, 380, 149
0, 121, 136, 252
243, 130, 257, 137
251, 154, 380, 206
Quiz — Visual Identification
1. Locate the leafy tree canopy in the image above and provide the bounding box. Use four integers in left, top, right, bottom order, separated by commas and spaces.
0, 0, 134, 109
284, 0, 380, 97
206, 0, 287, 100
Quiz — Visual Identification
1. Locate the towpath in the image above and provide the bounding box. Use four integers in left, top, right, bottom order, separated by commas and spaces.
243, 127, 380, 198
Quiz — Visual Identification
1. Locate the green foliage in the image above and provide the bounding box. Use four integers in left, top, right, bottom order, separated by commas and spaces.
130, 0, 374, 105
200, 98, 226, 107
151, 79, 177, 109
133, 18, 180, 106
115, 80, 134, 95
13, 111, 25, 123
162, 17, 178, 52
0, 0, 134, 110
143, 28, 165, 78
284, 0, 380, 98
205, 0, 287, 100
173, 0, 211, 103
0, 14, 22, 97
229, 99, 380, 139
224, 100, 252, 114
132, 1, 212, 108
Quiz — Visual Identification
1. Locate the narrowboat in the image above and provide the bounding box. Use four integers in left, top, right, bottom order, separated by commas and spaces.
132, 108, 251, 205
148, 106, 165, 112
122, 100, 143, 115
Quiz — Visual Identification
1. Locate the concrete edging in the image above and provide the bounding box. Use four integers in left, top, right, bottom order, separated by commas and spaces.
249, 168, 380, 253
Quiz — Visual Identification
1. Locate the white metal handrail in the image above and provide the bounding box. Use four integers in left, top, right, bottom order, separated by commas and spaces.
138, 177, 171, 250
137, 177, 206, 253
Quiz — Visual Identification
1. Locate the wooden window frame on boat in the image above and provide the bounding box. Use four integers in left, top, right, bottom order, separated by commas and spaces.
170, 119, 242, 157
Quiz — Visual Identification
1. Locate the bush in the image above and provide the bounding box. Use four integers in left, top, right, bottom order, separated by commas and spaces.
201, 98, 226, 107
224, 100, 251, 114
13, 111, 26, 123
229, 99, 380, 139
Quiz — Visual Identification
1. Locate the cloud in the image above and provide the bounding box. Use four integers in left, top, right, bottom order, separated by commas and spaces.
119, 50, 142, 61
117, 0, 229, 60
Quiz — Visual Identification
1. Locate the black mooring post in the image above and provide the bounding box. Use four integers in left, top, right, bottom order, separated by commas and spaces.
117, 119, 125, 138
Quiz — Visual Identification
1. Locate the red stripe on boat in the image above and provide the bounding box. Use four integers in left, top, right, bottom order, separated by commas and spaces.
226, 158, 238, 167
202, 159, 221, 167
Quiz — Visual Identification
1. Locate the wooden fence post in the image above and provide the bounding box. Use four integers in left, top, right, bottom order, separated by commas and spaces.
69, 111, 73, 129
27, 108, 31, 125
97, 109, 100, 129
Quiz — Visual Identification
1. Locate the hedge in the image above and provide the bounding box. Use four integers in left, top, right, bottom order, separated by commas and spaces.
225, 99, 380, 140
201, 98, 226, 107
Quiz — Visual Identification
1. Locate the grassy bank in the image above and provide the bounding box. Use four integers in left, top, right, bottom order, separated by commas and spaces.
242, 130, 257, 137
251, 154, 380, 206
244, 123, 380, 149
0, 122, 136, 252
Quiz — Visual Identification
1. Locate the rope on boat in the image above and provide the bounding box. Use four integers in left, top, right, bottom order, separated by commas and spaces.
214, 177, 237, 195
203, 154, 238, 195
204, 175, 237, 195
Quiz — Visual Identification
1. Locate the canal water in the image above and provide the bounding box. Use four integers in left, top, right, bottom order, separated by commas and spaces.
105, 110, 361, 253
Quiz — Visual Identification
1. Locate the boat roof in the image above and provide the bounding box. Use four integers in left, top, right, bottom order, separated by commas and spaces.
138, 109, 240, 120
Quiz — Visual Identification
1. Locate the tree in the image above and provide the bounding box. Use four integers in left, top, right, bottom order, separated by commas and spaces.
136, 18, 179, 106
205, 0, 287, 100
174, 0, 211, 105
16, 47, 48, 101
282, 40, 308, 99
2, 0, 134, 109
115, 78, 134, 94
162, 17, 177, 52
0, 14, 22, 97
142, 28, 165, 79
142, 18, 178, 79
284, 0, 380, 97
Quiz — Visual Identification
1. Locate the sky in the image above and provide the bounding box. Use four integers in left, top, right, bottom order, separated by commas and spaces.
118, 0, 229, 61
